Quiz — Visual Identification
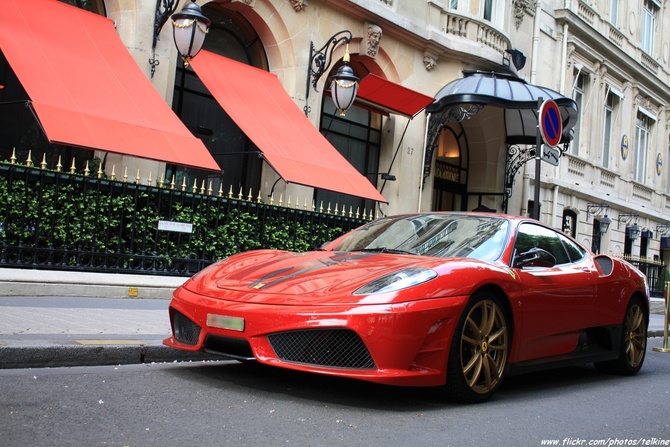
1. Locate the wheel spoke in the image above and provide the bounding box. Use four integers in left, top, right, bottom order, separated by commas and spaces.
482, 302, 495, 335
465, 355, 483, 387
488, 326, 506, 345
465, 316, 482, 339
462, 334, 480, 348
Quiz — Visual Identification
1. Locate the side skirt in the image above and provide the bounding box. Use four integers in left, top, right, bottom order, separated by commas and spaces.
508, 325, 622, 376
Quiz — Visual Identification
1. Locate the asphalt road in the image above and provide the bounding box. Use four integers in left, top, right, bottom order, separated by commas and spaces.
1, 338, 669, 447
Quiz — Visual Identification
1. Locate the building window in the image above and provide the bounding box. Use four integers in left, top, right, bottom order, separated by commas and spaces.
450, 0, 470, 13
602, 90, 619, 169
641, 0, 658, 55
318, 101, 381, 215
482, 0, 504, 27
667, 134, 670, 194
59, 0, 106, 15
570, 70, 587, 156
634, 112, 652, 183
562, 209, 577, 238
610, 0, 618, 26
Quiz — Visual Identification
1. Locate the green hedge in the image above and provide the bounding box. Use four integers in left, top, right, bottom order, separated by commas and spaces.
0, 166, 366, 273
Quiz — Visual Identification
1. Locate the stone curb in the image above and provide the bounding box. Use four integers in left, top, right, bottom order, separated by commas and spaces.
0, 344, 222, 369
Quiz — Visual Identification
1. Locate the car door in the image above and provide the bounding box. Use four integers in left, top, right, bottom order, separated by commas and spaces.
511, 223, 597, 362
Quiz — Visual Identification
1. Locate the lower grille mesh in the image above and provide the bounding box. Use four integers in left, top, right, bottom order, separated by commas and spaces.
268, 329, 375, 369
174, 311, 201, 345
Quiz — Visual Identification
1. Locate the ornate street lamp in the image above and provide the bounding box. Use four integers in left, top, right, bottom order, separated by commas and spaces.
618, 213, 641, 241
304, 30, 360, 117
171, 1, 211, 66
587, 203, 610, 235
597, 215, 611, 235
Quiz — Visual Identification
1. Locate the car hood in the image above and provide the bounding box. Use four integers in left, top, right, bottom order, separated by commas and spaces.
181, 249, 461, 305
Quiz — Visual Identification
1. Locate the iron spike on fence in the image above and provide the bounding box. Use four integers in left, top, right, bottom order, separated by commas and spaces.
71, 158, 77, 174
40, 153, 47, 170
10, 147, 17, 164
26, 150, 33, 167
110, 165, 116, 180
56, 155, 62, 172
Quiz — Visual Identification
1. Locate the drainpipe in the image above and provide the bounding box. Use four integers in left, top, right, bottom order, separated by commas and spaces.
559, 22, 569, 94
552, 185, 560, 228
522, 0, 543, 219
530, 0, 542, 84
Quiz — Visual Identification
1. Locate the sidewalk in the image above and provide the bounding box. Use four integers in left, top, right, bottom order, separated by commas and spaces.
0, 268, 668, 370
0, 269, 220, 368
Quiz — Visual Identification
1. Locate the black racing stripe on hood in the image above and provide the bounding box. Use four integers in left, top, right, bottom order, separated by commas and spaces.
248, 252, 375, 290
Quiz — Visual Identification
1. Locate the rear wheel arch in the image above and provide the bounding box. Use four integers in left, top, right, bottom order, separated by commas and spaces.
594, 293, 648, 375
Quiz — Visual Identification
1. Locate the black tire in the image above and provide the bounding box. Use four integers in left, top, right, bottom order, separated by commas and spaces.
445, 291, 510, 403
595, 297, 648, 375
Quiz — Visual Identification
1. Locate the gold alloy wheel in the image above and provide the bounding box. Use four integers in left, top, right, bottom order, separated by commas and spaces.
624, 303, 647, 368
460, 299, 509, 394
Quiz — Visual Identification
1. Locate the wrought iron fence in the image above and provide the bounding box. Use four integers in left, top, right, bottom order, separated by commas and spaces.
613, 253, 667, 298
0, 159, 371, 276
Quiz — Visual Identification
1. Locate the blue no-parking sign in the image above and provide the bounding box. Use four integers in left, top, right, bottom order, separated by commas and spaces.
539, 99, 562, 148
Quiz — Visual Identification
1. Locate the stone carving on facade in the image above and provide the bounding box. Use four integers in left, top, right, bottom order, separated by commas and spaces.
566, 43, 576, 68
595, 61, 607, 88
366, 23, 383, 58
512, 0, 535, 30
289, 0, 308, 11
378, 0, 392, 5
232, 0, 254, 6
423, 50, 437, 71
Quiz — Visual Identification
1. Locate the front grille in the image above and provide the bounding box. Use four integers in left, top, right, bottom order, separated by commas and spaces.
204, 335, 254, 361
267, 329, 376, 369
174, 310, 201, 345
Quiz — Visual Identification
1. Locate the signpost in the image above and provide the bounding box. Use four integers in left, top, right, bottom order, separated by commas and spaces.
539, 99, 562, 148
533, 99, 563, 220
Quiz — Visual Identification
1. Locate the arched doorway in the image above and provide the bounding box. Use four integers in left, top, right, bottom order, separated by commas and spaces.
432, 126, 468, 211
169, 3, 268, 195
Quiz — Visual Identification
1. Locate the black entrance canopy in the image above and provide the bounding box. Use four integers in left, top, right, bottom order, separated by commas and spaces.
423, 70, 579, 212
426, 70, 578, 145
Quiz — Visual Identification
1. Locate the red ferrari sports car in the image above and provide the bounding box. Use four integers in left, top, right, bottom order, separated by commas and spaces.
164, 212, 649, 402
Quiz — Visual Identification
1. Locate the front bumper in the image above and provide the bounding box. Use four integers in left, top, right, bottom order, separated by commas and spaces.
163, 285, 466, 387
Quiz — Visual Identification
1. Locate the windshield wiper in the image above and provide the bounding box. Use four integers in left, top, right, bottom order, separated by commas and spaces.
358, 247, 414, 255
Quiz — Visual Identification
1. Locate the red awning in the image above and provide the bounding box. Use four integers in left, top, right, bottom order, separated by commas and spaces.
0, 0, 219, 171
189, 50, 386, 202
356, 74, 434, 119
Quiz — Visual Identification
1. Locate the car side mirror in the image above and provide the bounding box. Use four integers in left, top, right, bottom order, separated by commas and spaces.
513, 247, 556, 268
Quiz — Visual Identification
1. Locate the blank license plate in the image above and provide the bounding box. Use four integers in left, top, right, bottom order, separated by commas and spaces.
206, 314, 245, 332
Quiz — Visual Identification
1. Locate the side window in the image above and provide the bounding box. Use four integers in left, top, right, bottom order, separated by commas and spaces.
514, 223, 571, 266
557, 232, 587, 262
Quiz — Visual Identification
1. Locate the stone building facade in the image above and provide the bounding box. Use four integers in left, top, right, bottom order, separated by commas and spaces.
3, 0, 670, 265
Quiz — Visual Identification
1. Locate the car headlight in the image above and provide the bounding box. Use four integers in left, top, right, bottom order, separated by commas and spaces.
353, 267, 437, 295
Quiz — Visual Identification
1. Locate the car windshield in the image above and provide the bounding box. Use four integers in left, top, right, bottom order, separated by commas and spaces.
328, 214, 510, 261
